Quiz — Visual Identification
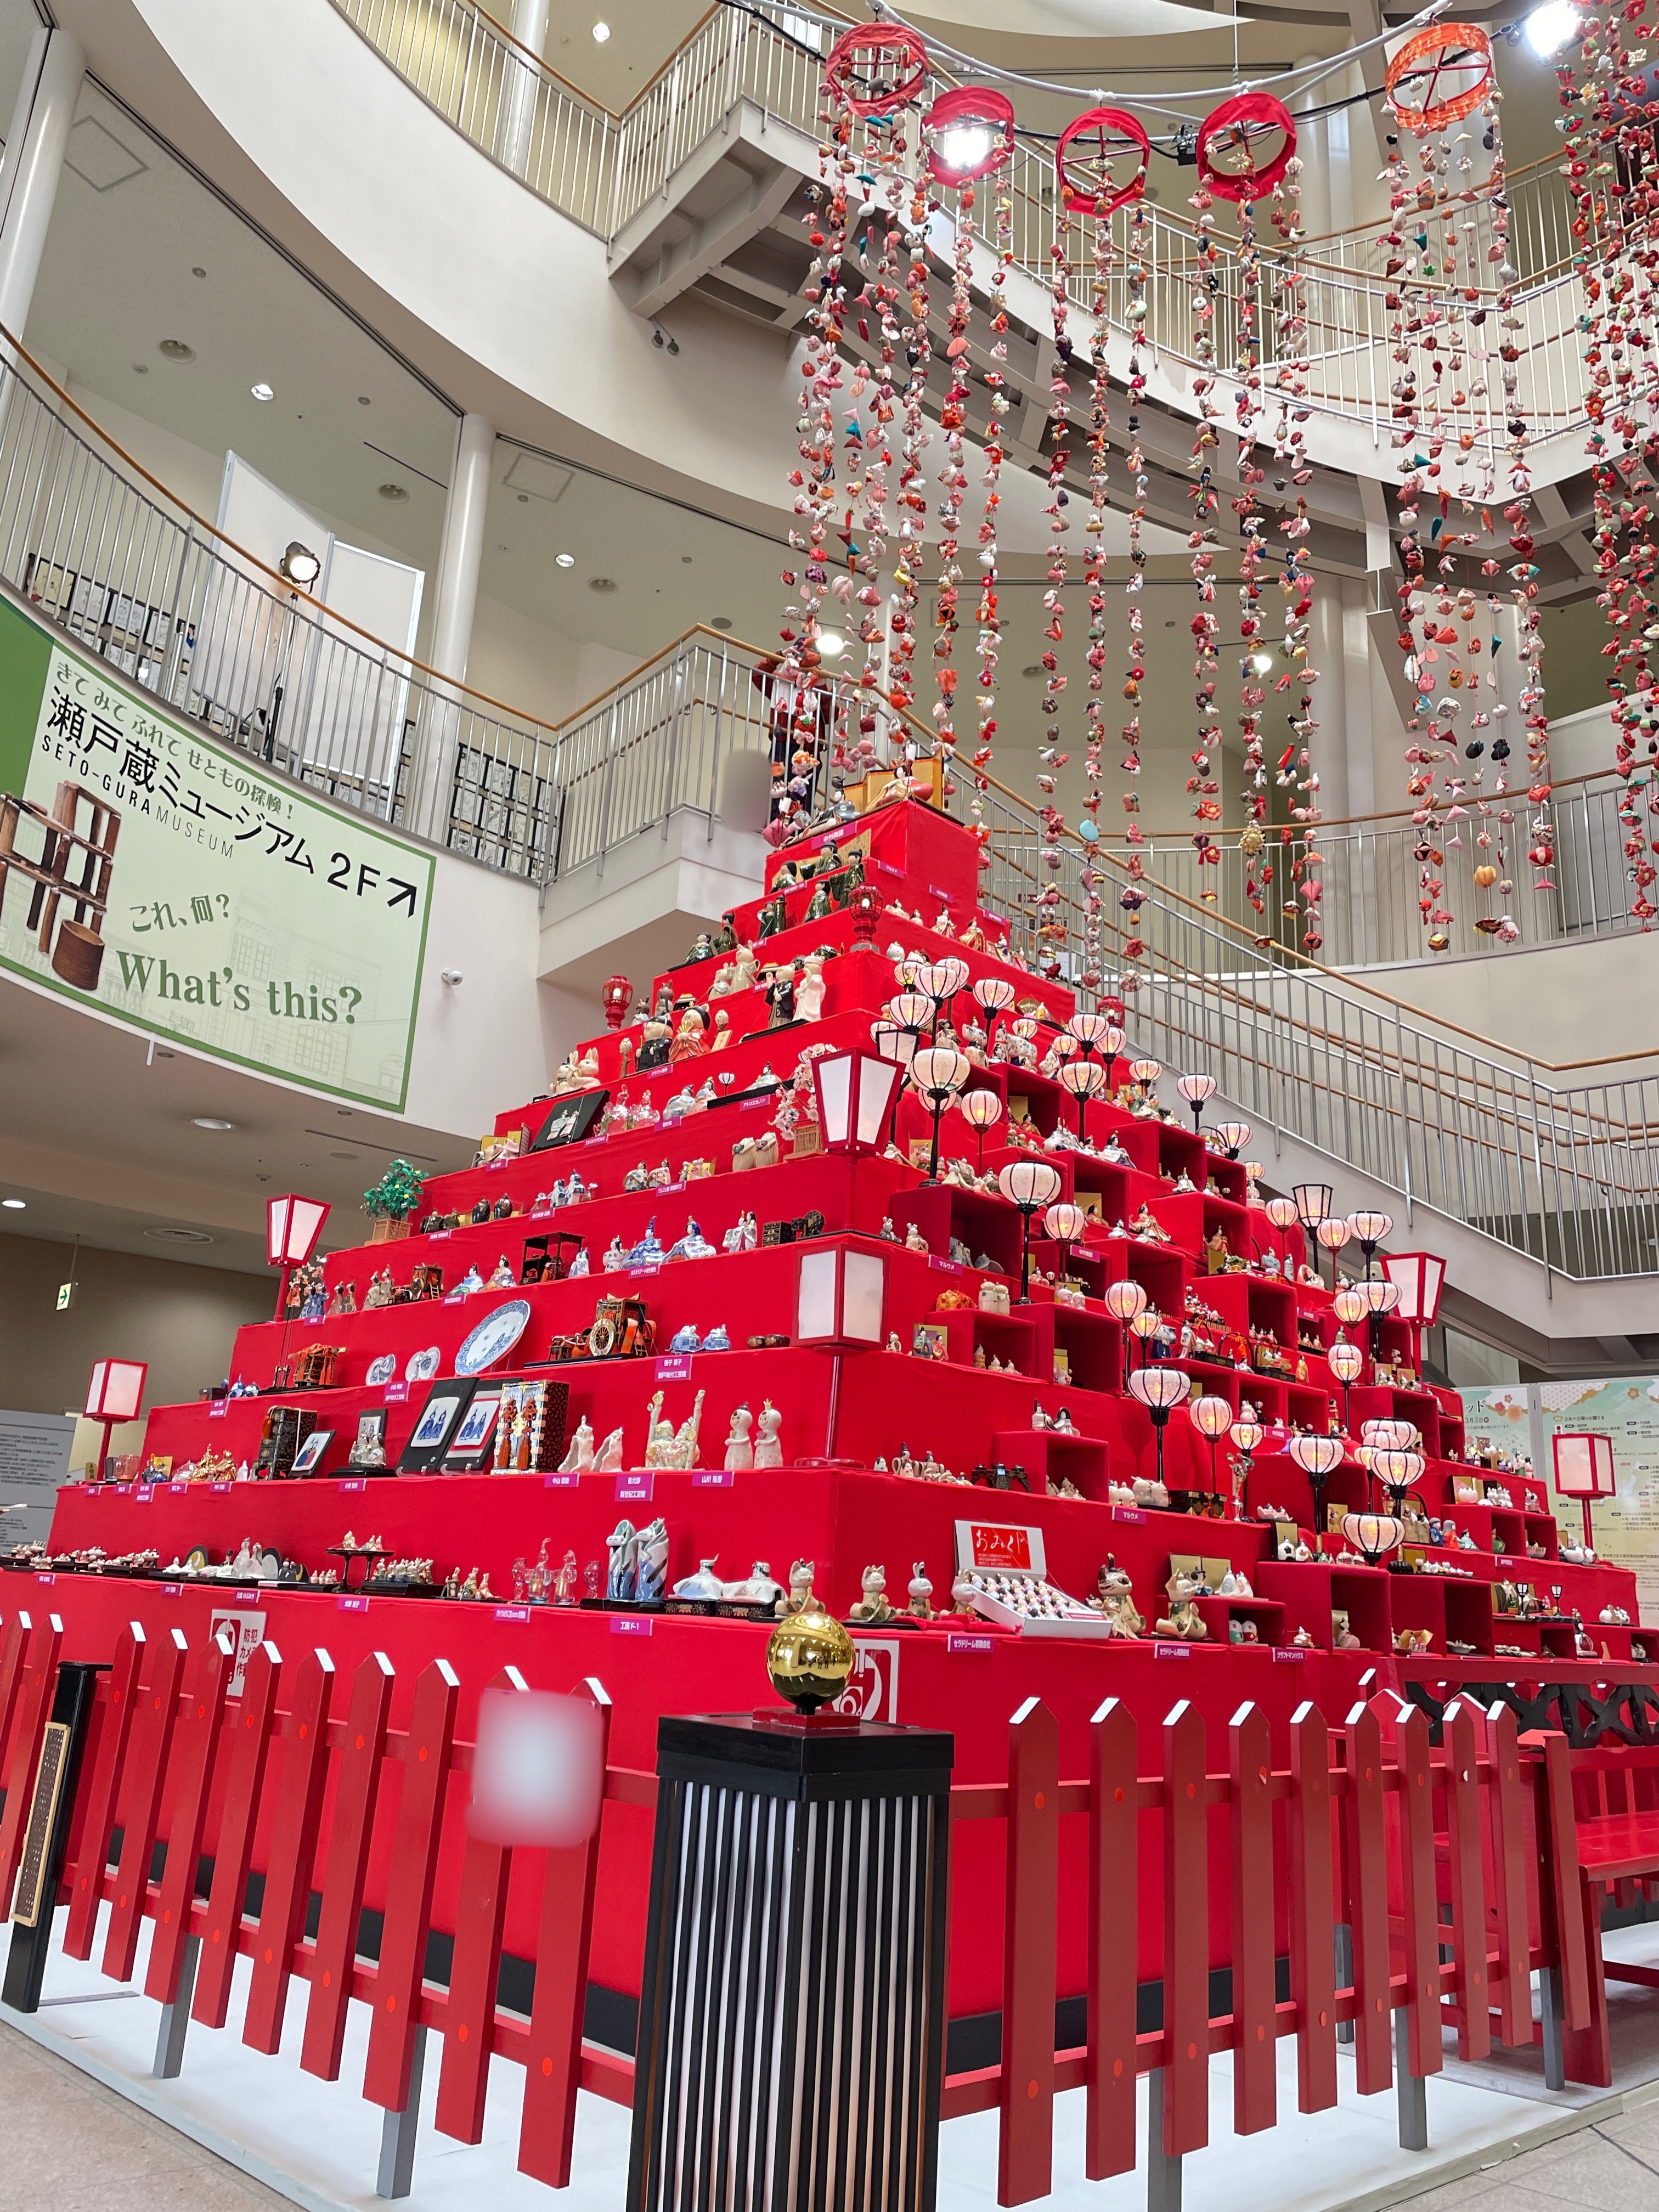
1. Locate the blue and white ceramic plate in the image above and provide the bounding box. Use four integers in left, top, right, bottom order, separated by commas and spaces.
455, 1299, 531, 1376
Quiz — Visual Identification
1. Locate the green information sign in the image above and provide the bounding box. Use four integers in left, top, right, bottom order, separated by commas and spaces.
0, 595, 433, 1109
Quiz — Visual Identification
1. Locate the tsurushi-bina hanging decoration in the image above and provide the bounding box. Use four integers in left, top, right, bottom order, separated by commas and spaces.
1559, 1, 1659, 926
1381, 24, 1544, 949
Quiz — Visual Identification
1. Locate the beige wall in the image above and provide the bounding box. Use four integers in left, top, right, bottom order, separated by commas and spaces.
0, 1232, 270, 1424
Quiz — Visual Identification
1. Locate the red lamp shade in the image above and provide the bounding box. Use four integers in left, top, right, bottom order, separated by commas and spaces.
601, 974, 633, 1029
267, 1194, 330, 1268
84, 1359, 147, 1422
796, 1244, 887, 1348
1553, 1432, 1616, 1500
1380, 1250, 1445, 1325
812, 1049, 902, 1155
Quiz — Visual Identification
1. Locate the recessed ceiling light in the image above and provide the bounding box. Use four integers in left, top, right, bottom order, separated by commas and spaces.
159, 338, 195, 361
144, 1226, 215, 1245
1022, 663, 1042, 678
592, 19, 611, 39
329, 1150, 358, 1160
379, 482, 409, 502
191, 1116, 234, 1131
357, 394, 371, 405
555, 552, 575, 568
132, 363, 148, 375
251, 381, 274, 402
819, 631, 844, 656
1, 1198, 24, 1210
191, 265, 206, 278
711, 616, 733, 631
589, 576, 617, 592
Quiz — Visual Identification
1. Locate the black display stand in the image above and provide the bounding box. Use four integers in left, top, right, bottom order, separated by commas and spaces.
3, 1661, 103, 2012
627, 1712, 952, 2211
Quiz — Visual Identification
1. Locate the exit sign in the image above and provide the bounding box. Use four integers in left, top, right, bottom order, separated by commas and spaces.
55, 1282, 76, 1311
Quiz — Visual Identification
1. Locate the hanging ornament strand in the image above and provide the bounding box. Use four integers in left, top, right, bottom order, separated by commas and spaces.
1186, 166, 1223, 930
1121, 191, 1152, 993
1558, 3, 1659, 923
972, 138, 1014, 890
887, 162, 933, 783
1037, 196, 1073, 977
777, 103, 854, 844
930, 168, 975, 785
1074, 204, 1115, 992
1227, 173, 1266, 917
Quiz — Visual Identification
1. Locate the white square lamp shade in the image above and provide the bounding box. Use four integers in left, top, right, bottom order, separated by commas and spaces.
267, 1193, 331, 1267
84, 1359, 147, 1421
1380, 1250, 1446, 1325
796, 1245, 887, 1347
1553, 1432, 1615, 1500
812, 1050, 902, 1155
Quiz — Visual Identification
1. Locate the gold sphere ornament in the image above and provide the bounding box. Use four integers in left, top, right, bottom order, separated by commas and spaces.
1239, 823, 1266, 861
1474, 864, 1498, 889
765, 1593, 855, 1714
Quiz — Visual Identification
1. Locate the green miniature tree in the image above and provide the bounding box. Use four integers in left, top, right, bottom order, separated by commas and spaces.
362, 1157, 425, 1220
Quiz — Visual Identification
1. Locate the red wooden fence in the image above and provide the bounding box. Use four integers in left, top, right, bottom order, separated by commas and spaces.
0, 1611, 1624, 2206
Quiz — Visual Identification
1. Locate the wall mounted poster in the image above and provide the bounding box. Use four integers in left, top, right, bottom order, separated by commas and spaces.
1460, 1378, 1659, 1621
0, 593, 434, 1109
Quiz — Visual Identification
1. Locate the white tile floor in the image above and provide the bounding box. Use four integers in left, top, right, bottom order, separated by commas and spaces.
4, 1914, 1659, 2211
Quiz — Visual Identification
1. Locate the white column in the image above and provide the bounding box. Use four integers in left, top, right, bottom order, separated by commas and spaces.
496, 0, 549, 180
1293, 60, 1331, 243
429, 411, 494, 684
0, 26, 84, 345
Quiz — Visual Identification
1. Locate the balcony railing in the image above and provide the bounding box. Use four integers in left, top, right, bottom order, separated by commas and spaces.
955, 770, 1659, 1283
331, 0, 1603, 455
0, 339, 562, 877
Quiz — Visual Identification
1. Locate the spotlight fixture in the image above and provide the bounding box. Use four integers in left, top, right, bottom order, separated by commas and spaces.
555, 552, 575, 568
592, 18, 611, 38
278, 541, 322, 589
818, 631, 845, 657
1525, 0, 1578, 56
251, 381, 274, 402
191, 1116, 235, 1131
1, 1197, 24, 1209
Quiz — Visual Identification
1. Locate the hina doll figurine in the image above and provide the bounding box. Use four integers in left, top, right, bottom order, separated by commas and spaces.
848, 1564, 892, 1624
793, 952, 827, 1023
1089, 1556, 1146, 1639
669, 1007, 708, 1063
488, 1256, 516, 1288
558, 1417, 595, 1474
723, 1403, 754, 1471
752, 1400, 783, 1468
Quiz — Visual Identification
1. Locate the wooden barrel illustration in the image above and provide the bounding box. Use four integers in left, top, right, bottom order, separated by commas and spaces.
52, 919, 104, 990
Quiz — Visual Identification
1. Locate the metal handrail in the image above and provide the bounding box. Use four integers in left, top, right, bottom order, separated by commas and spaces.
329, 0, 1602, 452
950, 774, 1659, 1280
0, 337, 561, 876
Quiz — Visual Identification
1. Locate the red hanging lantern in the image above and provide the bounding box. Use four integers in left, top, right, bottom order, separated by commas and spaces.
1384, 23, 1494, 133
1054, 106, 1150, 215
1195, 93, 1296, 201
923, 86, 1013, 187
601, 974, 633, 1030
824, 25, 929, 117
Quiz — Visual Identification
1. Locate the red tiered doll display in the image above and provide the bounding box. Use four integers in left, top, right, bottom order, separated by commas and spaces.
21, 800, 1650, 2011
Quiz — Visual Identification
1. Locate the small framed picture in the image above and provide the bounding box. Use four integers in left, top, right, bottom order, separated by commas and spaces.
1076, 1189, 1104, 1220
348, 1409, 389, 1470
532, 1090, 609, 1151
399, 1379, 478, 1472
1452, 1474, 1482, 1505
912, 1322, 949, 1362
143, 1455, 173, 1479
445, 1390, 503, 1472
289, 1429, 335, 1478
